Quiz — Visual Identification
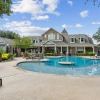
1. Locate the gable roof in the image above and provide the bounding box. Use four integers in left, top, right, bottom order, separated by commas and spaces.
42, 40, 56, 45
34, 40, 69, 46
42, 28, 60, 36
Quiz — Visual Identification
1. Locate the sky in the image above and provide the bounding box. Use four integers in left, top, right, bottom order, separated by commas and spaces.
0, 0, 100, 43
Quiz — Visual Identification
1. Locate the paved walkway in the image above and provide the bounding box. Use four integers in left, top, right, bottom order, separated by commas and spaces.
0, 57, 100, 100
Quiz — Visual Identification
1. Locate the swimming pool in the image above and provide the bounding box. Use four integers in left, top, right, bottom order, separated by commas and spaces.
17, 57, 100, 76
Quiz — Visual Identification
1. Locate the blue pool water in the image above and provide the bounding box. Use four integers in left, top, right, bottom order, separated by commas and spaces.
17, 57, 100, 76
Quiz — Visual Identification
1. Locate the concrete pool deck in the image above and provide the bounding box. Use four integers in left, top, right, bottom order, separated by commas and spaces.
0, 57, 100, 100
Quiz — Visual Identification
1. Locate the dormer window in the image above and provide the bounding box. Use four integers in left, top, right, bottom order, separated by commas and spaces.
35, 38, 40, 44
0, 38, 3, 43
80, 35, 85, 43
70, 36, 75, 43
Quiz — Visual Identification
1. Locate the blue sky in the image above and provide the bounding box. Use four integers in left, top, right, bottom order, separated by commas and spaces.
0, 0, 100, 43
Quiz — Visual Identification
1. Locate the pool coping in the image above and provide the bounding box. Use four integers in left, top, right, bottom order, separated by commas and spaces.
15, 59, 100, 78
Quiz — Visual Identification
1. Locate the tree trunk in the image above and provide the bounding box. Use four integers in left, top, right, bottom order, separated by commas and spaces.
0, 53, 2, 62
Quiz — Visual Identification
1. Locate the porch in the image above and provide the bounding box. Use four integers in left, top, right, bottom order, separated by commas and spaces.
34, 46, 95, 56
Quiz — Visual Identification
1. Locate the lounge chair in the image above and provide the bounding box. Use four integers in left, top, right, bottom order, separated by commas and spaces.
26, 54, 36, 60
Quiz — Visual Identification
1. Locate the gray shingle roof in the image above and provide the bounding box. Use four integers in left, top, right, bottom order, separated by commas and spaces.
0, 37, 12, 45
28, 36, 42, 40
69, 43, 96, 47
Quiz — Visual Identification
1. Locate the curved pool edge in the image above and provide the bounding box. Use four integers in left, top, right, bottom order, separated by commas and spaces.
15, 60, 100, 78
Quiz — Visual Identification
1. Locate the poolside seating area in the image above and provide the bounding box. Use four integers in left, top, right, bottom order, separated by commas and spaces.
82, 56, 100, 60
26, 53, 44, 60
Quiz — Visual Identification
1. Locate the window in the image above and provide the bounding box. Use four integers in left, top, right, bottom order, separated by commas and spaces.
48, 33, 55, 40
35, 38, 40, 44
80, 37, 85, 43
80, 38, 84, 43
70, 38, 75, 43
57, 34, 59, 40
77, 48, 84, 53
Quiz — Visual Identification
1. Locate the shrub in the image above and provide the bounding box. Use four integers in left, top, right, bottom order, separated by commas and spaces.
2, 54, 9, 60
86, 52, 95, 56
8, 53, 14, 60
77, 53, 85, 56
23, 52, 28, 57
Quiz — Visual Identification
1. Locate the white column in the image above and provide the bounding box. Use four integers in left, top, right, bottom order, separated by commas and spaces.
61, 46, 62, 53
42, 47, 44, 53
55, 46, 57, 52
66, 46, 69, 56
60, 46, 62, 56
75, 47, 77, 55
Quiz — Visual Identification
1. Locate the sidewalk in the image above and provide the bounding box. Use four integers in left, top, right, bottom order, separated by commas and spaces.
0, 57, 100, 100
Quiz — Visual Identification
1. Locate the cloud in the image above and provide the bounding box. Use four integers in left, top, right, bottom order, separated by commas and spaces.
92, 22, 100, 25
4, 21, 31, 27
31, 15, 49, 20
3, 21, 49, 36
75, 24, 83, 28
12, 0, 59, 20
67, 0, 73, 6
80, 10, 88, 17
3, 18, 9, 21
62, 24, 68, 28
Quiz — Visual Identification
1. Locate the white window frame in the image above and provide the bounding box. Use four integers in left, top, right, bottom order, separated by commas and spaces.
70, 36, 75, 43
35, 38, 40, 44
80, 35, 85, 43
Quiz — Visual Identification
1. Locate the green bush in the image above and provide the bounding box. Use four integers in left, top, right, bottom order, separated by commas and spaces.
78, 52, 95, 56
78, 53, 85, 56
86, 52, 95, 56
8, 53, 14, 60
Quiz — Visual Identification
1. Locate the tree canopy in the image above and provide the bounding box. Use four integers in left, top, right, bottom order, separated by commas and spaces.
13, 37, 34, 50
0, 0, 12, 17
0, 30, 20, 39
93, 28, 100, 42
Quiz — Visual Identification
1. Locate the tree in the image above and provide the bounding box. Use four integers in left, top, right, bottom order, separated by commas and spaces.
85, 0, 100, 7
93, 28, 100, 42
0, 30, 20, 39
0, 0, 12, 17
13, 37, 34, 52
